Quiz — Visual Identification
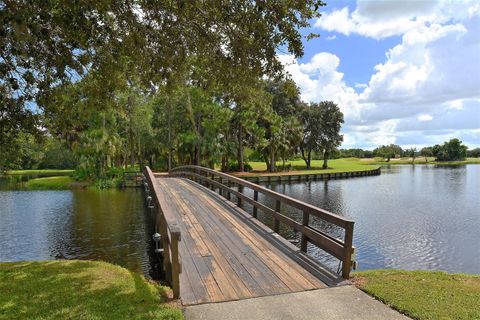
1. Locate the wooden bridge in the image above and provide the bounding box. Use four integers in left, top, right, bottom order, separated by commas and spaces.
143, 166, 355, 306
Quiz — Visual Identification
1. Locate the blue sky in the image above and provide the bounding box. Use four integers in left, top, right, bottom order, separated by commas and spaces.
282, 0, 480, 150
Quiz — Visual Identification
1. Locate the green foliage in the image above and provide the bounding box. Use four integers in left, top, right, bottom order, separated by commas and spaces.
337, 148, 370, 158
300, 101, 344, 169
0, 260, 183, 320
433, 138, 467, 161
0, 132, 75, 172
373, 144, 404, 161
467, 147, 480, 157
38, 139, 77, 169
227, 162, 253, 172
420, 147, 433, 159
2, 0, 325, 135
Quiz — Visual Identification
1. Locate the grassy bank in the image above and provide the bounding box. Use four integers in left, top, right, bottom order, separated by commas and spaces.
0, 260, 182, 320
240, 157, 480, 177
360, 157, 480, 165
5, 169, 74, 175
25, 176, 75, 190
354, 269, 480, 320
241, 158, 378, 176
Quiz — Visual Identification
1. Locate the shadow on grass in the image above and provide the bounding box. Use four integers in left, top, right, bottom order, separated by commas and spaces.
0, 260, 182, 320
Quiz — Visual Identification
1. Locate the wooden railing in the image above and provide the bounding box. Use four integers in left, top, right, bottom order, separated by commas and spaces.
143, 166, 181, 298
169, 165, 355, 279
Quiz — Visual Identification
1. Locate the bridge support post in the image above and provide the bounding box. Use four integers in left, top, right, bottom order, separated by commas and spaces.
159, 213, 171, 281
171, 229, 181, 299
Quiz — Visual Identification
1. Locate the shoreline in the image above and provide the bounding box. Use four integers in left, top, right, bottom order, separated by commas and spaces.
232, 166, 381, 182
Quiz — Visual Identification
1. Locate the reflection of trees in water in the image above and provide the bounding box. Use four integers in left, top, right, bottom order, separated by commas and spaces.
46, 189, 156, 278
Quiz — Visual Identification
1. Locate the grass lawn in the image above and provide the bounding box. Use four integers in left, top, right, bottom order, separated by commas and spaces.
243, 158, 379, 176
354, 269, 480, 320
25, 176, 75, 190
359, 157, 480, 165
0, 260, 183, 320
5, 169, 74, 175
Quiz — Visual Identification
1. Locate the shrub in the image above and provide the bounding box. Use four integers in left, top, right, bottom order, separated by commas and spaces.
227, 161, 252, 172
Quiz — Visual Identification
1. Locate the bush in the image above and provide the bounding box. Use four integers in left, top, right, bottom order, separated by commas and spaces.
227, 161, 252, 172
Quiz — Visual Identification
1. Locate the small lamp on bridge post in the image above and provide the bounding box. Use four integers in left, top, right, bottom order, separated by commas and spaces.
152, 232, 163, 254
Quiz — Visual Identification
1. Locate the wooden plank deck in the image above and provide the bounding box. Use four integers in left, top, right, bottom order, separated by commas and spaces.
155, 177, 327, 306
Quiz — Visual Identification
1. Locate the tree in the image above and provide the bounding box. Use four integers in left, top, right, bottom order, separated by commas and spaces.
407, 147, 417, 164
434, 138, 467, 161
420, 147, 433, 162
1, 1, 325, 134
300, 101, 344, 169
467, 148, 480, 158
374, 145, 394, 162
373, 144, 403, 162
260, 78, 303, 172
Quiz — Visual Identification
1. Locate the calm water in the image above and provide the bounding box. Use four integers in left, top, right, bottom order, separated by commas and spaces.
1, 165, 479, 277
0, 186, 159, 278
261, 165, 480, 274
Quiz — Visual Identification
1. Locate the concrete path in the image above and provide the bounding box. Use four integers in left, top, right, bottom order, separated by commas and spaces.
184, 286, 410, 320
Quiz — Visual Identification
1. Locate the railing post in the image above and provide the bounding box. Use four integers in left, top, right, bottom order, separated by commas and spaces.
227, 180, 231, 200
274, 200, 281, 233
342, 221, 354, 279
300, 210, 309, 252
218, 177, 223, 196
253, 190, 258, 218
237, 184, 243, 207
171, 229, 181, 299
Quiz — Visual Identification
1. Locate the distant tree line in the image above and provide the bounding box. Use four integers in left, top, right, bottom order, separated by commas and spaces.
1, 77, 345, 176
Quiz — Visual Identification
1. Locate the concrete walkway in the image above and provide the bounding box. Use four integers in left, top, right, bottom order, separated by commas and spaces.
184, 286, 410, 320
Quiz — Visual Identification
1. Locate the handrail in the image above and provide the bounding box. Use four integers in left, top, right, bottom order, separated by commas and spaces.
143, 166, 181, 298
169, 165, 355, 279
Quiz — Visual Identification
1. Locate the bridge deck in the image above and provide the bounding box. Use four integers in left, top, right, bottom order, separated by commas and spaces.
155, 177, 327, 305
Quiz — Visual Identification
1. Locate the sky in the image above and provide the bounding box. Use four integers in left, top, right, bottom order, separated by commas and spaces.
280, 0, 480, 150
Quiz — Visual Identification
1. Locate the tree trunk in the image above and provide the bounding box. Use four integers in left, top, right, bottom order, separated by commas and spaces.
307, 150, 312, 169
269, 148, 276, 172
237, 125, 244, 172
221, 155, 227, 172
322, 150, 329, 169
263, 153, 270, 172
300, 144, 312, 169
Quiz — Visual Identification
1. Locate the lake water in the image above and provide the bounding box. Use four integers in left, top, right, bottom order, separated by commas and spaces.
263, 165, 480, 274
0, 187, 160, 279
1, 165, 479, 277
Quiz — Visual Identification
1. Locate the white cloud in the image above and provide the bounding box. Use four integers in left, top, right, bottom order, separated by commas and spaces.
325, 35, 337, 40
417, 114, 433, 121
315, 0, 478, 40
281, 1, 480, 149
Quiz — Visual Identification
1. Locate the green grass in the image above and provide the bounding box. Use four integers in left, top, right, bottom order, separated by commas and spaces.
360, 157, 480, 165
5, 169, 74, 175
0, 260, 183, 320
354, 269, 480, 320
244, 158, 379, 176
25, 176, 74, 190
244, 157, 480, 177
